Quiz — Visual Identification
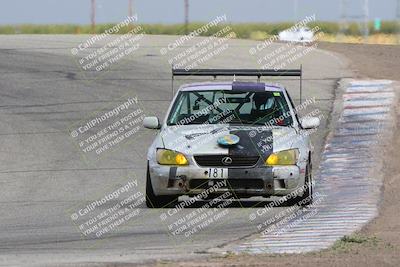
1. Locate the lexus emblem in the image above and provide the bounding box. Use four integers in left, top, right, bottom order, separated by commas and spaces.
222, 156, 233, 165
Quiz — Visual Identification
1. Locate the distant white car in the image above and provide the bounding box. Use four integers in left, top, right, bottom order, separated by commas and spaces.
279, 26, 314, 43
143, 69, 320, 208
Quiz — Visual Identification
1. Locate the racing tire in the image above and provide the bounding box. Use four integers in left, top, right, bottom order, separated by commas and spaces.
145, 163, 178, 208
291, 160, 313, 206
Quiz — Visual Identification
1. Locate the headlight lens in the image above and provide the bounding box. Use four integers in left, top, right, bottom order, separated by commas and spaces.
156, 149, 189, 165
265, 149, 299, 165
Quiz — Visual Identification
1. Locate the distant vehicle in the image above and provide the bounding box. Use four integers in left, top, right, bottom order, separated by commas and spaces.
279, 26, 314, 43
143, 69, 319, 208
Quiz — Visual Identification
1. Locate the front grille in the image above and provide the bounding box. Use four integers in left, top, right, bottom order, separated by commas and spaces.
194, 155, 259, 167
189, 179, 264, 190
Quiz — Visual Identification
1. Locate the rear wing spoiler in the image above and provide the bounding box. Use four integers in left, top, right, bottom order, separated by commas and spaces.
171, 66, 303, 103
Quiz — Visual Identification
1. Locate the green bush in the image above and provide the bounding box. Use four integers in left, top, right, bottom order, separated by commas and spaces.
0, 21, 398, 36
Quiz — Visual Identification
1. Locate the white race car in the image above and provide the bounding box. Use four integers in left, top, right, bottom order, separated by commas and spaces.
143, 69, 319, 208
279, 26, 314, 43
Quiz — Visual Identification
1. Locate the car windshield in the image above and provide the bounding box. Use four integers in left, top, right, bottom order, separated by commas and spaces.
167, 90, 293, 126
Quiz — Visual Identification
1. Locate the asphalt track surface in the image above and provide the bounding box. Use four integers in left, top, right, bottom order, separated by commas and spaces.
0, 35, 351, 266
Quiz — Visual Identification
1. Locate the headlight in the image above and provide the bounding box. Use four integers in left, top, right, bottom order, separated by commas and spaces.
156, 149, 189, 165
265, 149, 299, 166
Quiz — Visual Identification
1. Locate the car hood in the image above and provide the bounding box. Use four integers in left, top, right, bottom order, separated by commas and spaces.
161, 124, 297, 157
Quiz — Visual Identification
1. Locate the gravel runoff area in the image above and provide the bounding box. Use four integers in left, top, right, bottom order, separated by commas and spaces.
135, 43, 400, 267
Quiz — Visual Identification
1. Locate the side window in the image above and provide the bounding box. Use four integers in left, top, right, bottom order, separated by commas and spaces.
169, 93, 189, 124
177, 93, 189, 114
286, 93, 301, 126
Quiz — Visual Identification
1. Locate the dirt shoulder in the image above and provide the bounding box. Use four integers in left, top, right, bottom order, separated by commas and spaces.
137, 43, 400, 267
319, 42, 400, 81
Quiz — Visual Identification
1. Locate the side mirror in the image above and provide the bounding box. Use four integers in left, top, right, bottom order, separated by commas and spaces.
143, 116, 161, 129
300, 117, 320, 129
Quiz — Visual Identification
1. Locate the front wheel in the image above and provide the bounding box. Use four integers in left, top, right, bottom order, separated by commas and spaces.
291, 161, 313, 206
145, 163, 178, 208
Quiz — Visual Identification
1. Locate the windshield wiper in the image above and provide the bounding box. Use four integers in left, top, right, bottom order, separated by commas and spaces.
229, 119, 261, 125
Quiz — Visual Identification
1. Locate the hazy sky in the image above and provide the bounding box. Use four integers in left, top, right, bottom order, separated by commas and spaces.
0, 0, 397, 24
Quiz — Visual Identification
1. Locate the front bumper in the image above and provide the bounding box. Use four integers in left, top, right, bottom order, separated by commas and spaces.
149, 163, 303, 197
